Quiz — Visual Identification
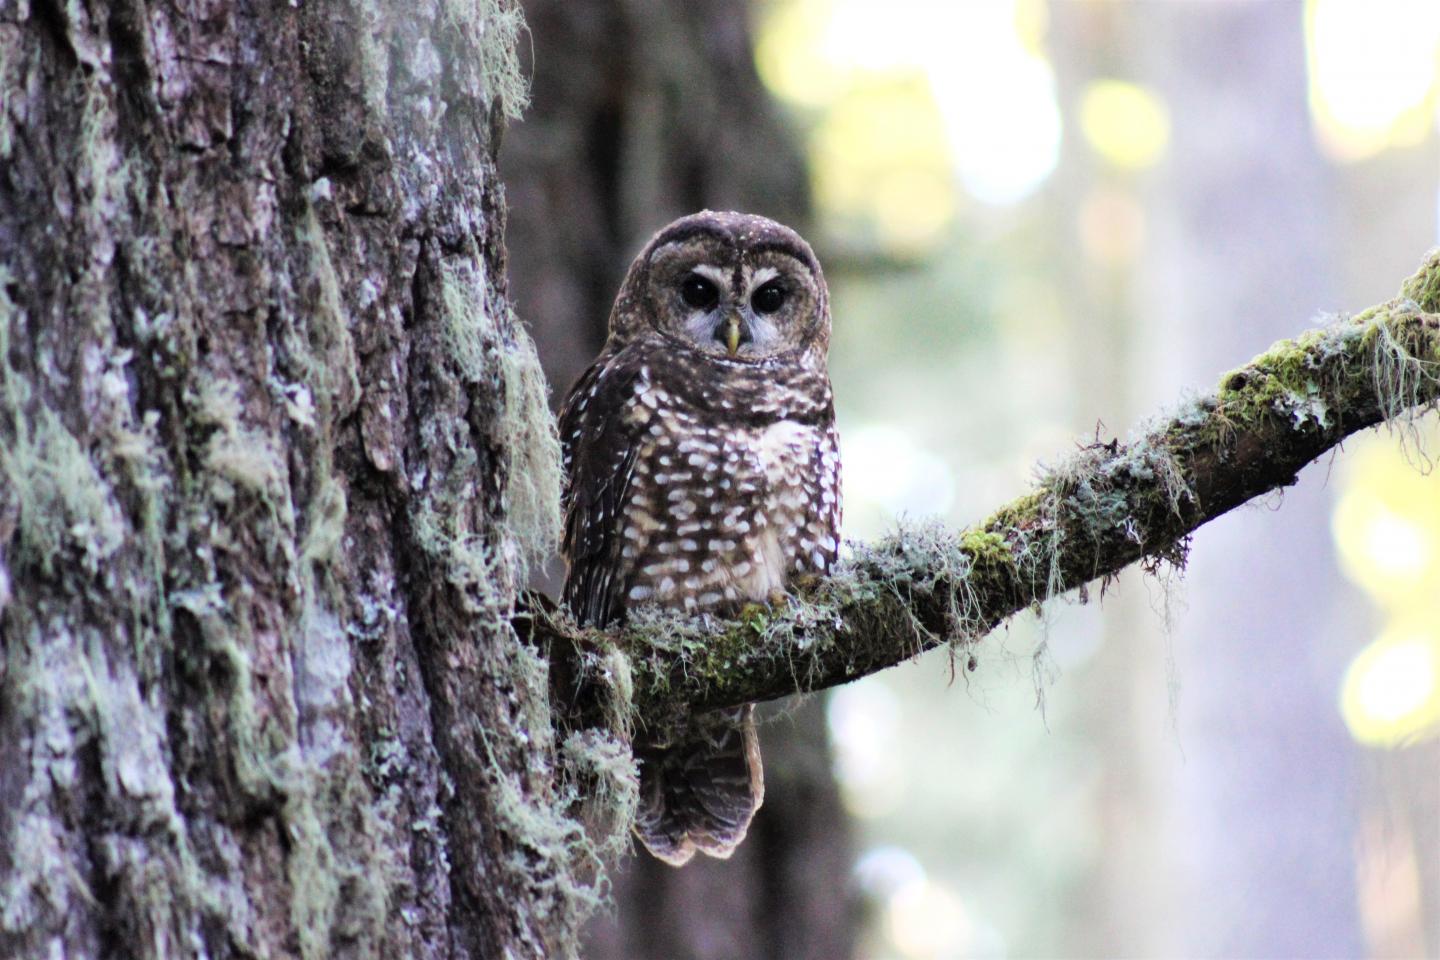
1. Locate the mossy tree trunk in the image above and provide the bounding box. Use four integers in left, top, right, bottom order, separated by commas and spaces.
0, 2, 587, 957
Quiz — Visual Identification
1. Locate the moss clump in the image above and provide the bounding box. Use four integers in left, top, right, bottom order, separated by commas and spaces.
620, 520, 994, 719
0, 273, 126, 580
295, 205, 361, 422
439, 259, 562, 575
195, 380, 290, 508
1398, 249, 1440, 313
1366, 310, 1440, 466
496, 319, 562, 572
441, 0, 530, 120
1214, 326, 1354, 435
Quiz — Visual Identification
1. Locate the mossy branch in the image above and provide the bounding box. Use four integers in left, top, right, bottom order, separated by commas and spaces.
531, 253, 1440, 727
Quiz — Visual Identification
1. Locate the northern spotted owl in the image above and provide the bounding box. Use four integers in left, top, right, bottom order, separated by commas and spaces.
558, 211, 841, 865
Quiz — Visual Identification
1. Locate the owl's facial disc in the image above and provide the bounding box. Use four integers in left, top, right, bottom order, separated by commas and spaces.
648, 243, 820, 362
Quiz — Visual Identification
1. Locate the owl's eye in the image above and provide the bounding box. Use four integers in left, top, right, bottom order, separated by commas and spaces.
751, 281, 786, 314
681, 275, 719, 310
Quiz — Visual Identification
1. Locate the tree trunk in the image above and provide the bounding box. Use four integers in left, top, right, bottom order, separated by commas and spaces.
0, 1, 592, 956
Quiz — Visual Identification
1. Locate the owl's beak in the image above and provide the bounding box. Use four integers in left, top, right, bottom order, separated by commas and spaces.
722, 314, 746, 356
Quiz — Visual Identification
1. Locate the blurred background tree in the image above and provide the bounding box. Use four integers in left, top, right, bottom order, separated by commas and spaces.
506, 0, 1440, 957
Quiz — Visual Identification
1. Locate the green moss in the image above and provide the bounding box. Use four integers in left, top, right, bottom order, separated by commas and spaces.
441, 0, 530, 120
295, 205, 362, 423
959, 529, 1009, 565
1205, 300, 1437, 464
1366, 308, 1440, 464
438, 259, 562, 574
1214, 327, 1343, 433
195, 380, 290, 509
495, 318, 562, 572
1398, 249, 1440, 313
438, 260, 495, 383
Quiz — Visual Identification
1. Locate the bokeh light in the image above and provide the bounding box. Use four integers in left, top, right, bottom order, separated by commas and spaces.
854, 844, 926, 900
1331, 429, 1440, 607
756, 0, 1061, 251
827, 680, 907, 817
809, 78, 958, 251
1078, 79, 1171, 170
840, 424, 957, 540
1304, 0, 1440, 161
1332, 422, 1440, 747
1340, 624, 1440, 746
887, 878, 971, 959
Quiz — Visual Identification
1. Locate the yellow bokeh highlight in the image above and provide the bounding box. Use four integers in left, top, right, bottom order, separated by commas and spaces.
754, 0, 1062, 245
1340, 625, 1440, 747
1331, 432, 1440, 607
754, 0, 848, 109
1078, 80, 1171, 170
1304, 0, 1440, 162
1332, 422, 1440, 747
809, 78, 958, 252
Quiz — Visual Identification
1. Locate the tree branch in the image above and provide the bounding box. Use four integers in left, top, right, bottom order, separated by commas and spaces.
531, 253, 1440, 726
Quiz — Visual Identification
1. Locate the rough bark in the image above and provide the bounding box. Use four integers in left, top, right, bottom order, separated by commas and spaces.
535, 261, 1440, 723
0, 1, 586, 957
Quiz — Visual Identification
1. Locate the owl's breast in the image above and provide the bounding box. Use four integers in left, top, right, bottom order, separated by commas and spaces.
619, 398, 840, 615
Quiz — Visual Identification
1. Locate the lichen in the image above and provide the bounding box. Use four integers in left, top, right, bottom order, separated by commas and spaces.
438, 259, 562, 575
196, 381, 290, 508
495, 316, 563, 571
294, 204, 362, 423
0, 613, 100, 934
2, 0, 551, 954
441, 0, 530, 120
1367, 307, 1440, 468
0, 272, 127, 581
438, 259, 495, 383
558, 727, 638, 866
0, 36, 16, 161
409, 402, 610, 954
1398, 249, 1440, 313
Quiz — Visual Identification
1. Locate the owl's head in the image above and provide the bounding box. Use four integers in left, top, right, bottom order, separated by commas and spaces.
611, 211, 829, 364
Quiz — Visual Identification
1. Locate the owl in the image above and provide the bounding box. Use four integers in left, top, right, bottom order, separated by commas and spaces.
558, 211, 842, 865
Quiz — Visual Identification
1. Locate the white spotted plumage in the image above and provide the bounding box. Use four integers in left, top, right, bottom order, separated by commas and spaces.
558, 211, 840, 867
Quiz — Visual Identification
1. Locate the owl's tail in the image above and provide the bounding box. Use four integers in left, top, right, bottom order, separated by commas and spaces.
633, 703, 764, 866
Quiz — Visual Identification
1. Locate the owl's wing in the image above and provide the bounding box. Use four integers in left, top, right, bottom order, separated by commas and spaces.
558, 353, 645, 627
